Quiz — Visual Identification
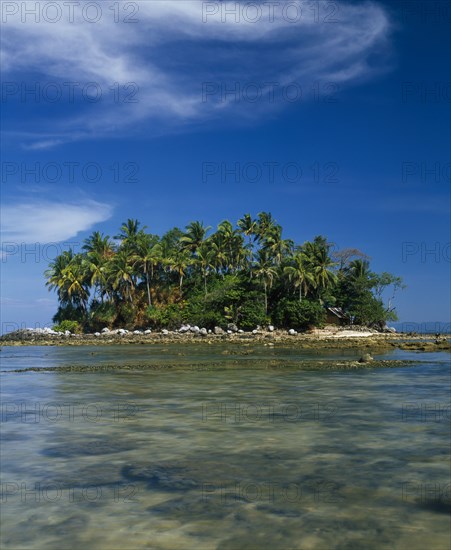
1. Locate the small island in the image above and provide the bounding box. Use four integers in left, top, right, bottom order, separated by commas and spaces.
42, 212, 405, 336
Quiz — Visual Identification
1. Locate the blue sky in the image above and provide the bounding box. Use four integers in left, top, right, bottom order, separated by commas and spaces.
1, 0, 450, 331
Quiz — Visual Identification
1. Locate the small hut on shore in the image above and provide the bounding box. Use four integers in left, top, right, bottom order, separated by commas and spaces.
325, 307, 349, 326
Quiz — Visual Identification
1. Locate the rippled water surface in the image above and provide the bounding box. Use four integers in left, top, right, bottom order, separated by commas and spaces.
1, 345, 450, 549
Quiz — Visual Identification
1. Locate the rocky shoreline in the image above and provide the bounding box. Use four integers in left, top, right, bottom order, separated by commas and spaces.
1, 327, 450, 352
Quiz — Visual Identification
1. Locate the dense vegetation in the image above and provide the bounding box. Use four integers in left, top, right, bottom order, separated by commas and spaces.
45, 212, 404, 333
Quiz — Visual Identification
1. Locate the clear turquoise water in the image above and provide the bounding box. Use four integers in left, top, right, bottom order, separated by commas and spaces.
1, 345, 450, 549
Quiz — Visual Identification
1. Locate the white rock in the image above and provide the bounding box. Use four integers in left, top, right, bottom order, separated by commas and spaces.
238, 329, 244, 333
268, 325, 274, 332
190, 326, 200, 333
94, 332, 101, 337
288, 329, 297, 335
199, 328, 208, 335
101, 327, 110, 333
64, 330, 71, 336
227, 330, 232, 334
144, 329, 152, 335
208, 329, 212, 334
161, 329, 169, 335
133, 330, 142, 335
252, 329, 258, 335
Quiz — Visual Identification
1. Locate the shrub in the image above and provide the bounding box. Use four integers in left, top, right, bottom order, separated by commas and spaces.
116, 303, 137, 329
272, 299, 325, 331
52, 304, 85, 325
238, 296, 268, 330
146, 304, 185, 329
53, 320, 82, 334
88, 302, 118, 331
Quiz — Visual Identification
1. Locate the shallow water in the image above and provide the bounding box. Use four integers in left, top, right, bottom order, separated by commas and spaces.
1, 345, 450, 549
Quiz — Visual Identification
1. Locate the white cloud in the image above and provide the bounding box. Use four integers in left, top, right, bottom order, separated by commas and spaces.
1, 1, 393, 147
0, 200, 113, 243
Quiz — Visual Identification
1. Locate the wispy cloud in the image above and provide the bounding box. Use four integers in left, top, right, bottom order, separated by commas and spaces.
2, 1, 393, 147
0, 200, 113, 243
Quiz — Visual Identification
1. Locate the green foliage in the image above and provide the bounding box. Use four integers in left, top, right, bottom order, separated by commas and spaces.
146, 304, 185, 329
52, 303, 85, 324
238, 296, 268, 330
346, 292, 398, 327
53, 320, 82, 334
272, 299, 326, 331
185, 304, 224, 329
116, 302, 137, 330
45, 214, 405, 331
88, 301, 118, 331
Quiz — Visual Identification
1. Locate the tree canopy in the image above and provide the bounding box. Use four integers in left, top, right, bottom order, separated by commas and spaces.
45, 213, 404, 332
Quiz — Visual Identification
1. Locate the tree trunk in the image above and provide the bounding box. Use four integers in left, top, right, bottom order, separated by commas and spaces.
264, 281, 268, 314
179, 274, 183, 297
146, 273, 151, 306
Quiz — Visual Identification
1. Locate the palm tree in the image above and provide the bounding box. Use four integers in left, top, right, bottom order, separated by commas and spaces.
196, 242, 215, 297
45, 250, 90, 313
237, 214, 257, 270
303, 241, 338, 301
254, 250, 278, 314
62, 254, 90, 312
83, 231, 114, 257
255, 211, 277, 242
165, 249, 192, 297
346, 259, 372, 281
262, 225, 293, 266
45, 249, 75, 306
284, 252, 315, 301
133, 232, 162, 306
107, 249, 135, 303
180, 221, 211, 256
209, 221, 244, 274
82, 231, 115, 302
115, 219, 144, 254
